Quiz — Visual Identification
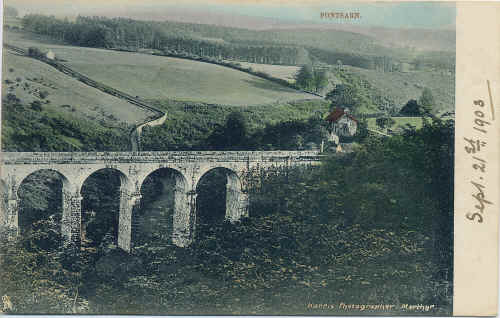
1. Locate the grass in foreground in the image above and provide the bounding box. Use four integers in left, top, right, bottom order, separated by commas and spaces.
0, 219, 451, 315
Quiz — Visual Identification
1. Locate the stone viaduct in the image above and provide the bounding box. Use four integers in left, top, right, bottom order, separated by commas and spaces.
0, 151, 321, 252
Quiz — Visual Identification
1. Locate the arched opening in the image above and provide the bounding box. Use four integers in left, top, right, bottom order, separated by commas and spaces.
80, 168, 128, 251
134, 168, 187, 247
17, 169, 69, 250
196, 167, 243, 235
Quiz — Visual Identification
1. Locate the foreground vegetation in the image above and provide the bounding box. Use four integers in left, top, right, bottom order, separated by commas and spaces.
1, 118, 453, 315
1, 91, 130, 151
139, 99, 330, 151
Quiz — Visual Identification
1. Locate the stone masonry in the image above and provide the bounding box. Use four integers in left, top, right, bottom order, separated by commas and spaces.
0, 151, 321, 252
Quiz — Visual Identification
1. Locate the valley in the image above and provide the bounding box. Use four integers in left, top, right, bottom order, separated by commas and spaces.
1, 7, 455, 316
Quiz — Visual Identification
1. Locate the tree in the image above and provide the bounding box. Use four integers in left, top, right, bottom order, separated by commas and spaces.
39, 91, 49, 99
30, 100, 43, 111
325, 84, 358, 111
295, 65, 314, 91
5, 93, 21, 105
28, 47, 44, 58
419, 88, 435, 114
354, 118, 369, 143
224, 111, 247, 149
375, 116, 395, 130
313, 71, 328, 93
400, 99, 421, 116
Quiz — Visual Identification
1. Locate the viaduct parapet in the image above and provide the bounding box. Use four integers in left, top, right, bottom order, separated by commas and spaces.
0, 151, 321, 252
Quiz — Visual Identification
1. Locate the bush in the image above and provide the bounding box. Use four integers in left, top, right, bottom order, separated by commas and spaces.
21, 216, 63, 252
400, 99, 421, 116
375, 116, 396, 129
39, 90, 49, 99
5, 93, 20, 104
30, 100, 43, 111
28, 47, 44, 58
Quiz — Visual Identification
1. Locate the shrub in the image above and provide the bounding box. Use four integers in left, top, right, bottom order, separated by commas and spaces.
28, 47, 44, 58
30, 100, 43, 111
39, 90, 49, 99
400, 99, 421, 116
5, 93, 20, 104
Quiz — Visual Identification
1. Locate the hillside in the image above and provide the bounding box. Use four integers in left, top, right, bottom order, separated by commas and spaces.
4, 31, 320, 106
2, 52, 153, 127
341, 66, 455, 114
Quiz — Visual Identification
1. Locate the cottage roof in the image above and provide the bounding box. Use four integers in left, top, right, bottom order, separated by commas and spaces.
325, 108, 358, 123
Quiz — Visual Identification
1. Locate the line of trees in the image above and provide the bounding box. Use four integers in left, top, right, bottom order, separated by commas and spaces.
18, 14, 453, 72
20, 15, 310, 65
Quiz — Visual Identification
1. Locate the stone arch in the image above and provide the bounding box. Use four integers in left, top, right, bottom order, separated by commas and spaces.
194, 164, 243, 189
195, 166, 248, 226
16, 169, 73, 244
134, 167, 191, 248
79, 167, 130, 196
80, 167, 133, 251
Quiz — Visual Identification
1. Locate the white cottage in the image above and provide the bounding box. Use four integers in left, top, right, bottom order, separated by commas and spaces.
326, 107, 358, 139
45, 50, 56, 60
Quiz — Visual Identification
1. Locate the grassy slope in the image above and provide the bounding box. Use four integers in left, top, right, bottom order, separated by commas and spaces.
346, 65, 454, 113
4, 31, 320, 106
2, 52, 153, 127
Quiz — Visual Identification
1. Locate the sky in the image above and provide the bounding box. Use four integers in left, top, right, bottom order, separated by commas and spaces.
3, 0, 456, 30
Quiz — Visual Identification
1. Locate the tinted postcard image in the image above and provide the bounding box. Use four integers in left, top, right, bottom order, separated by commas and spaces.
0, 0, 456, 315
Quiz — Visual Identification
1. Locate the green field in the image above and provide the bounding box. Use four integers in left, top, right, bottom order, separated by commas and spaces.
4, 31, 321, 106
2, 52, 153, 127
367, 116, 424, 133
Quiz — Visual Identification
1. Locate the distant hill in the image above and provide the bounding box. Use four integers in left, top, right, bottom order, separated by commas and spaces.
15, 13, 455, 73
74, 7, 456, 52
